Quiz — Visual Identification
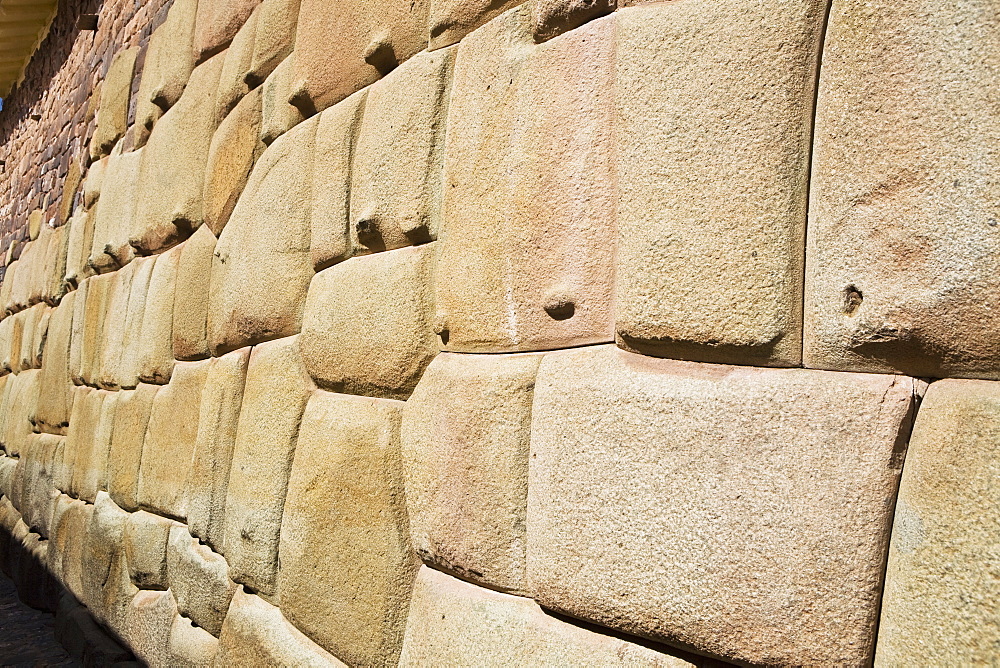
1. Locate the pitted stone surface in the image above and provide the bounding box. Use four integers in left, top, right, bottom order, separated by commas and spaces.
90, 49, 138, 160
204, 88, 265, 237
107, 383, 159, 512
167, 525, 237, 637
247, 0, 301, 86
430, 0, 522, 49
124, 510, 173, 590
89, 147, 142, 274
260, 53, 305, 145
136, 0, 199, 144
194, 0, 263, 62
172, 225, 217, 361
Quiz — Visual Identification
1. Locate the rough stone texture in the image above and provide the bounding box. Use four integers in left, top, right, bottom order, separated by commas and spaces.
107, 384, 159, 513
614, 0, 826, 367
301, 244, 438, 400
204, 88, 265, 237
401, 352, 541, 593
209, 116, 318, 355
65, 211, 94, 287
223, 336, 313, 596
138, 360, 209, 519
172, 225, 217, 361
350, 50, 453, 254
167, 525, 237, 636
291, 0, 429, 114
80, 274, 113, 385
429, 0, 521, 49
280, 390, 416, 667
35, 293, 75, 432
875, 379, 1000, 665
194, 0, 264, 62
216, 588, 347, 667
168, 614, 220, 666
137, 247, 180, 385
436, 8, 616, 353
247, 0, 301, 86
69, 389, 116, 503
400, 566, 695, 667
187, 347, 250, 553
61, 387, 97, 495
97, 260, 137, 389
528, 345, 921, 666
89, 148, 143, 274
81, 492, 129, 619
133, 53, 225, 255
260, 53, 305, 145
90, 49, 138, 160
804, 0, 1000, 379
531, 0, 615, 43
120, 589, 177, 666
120, 256, 158, 389
216, 9, 259, 122
123, 510, 174, 590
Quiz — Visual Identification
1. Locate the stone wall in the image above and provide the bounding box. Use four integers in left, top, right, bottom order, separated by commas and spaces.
0, 0, 997, 665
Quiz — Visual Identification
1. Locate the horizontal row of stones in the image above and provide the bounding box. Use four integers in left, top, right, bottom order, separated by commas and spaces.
5, 0, 998, 380
2, 337, 997, 665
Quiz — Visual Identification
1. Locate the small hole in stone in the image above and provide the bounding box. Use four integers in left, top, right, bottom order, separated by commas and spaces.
438, 328, 450, 345
544, 299, 575, 321
843, 285, 863, 315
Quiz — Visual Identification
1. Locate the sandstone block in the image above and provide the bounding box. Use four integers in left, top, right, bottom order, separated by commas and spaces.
204, 88, 265, 236
527, 345, 921, 666
429, 0, 521, 49
310, 89, 365, 270
223, 336, 313, 595
124, 510, 174, 590
107, 384, 159, 511
169, 614, 220, 666
71, 390, 117, 503
37, 295, 74, 430
61, 386, 95, 493
614, 0, 826, 366
187, 347, 250, 553
97, 260, 138, 388
82, 277, 114, 385
120, 256, 158, 389
121, 590, 177, 666
89, 148, 142, 273
82, 492, 128, 616
260, 53, 305, 145
28, 209, 43, 242
436, 8, 615, 352
83, 156, 107, 210
247, 0, 300, 86
18, 434, 62, 538
45, 495, 77, 578
1, 370, 39, 457
216, 588, 348, 667
167, 525, 237, 636
133, 53, 225, 255
400, 566, 695, 667
100, 527, 143, 633
216, 10, 259, 121
91, 49, 138, 160
291, 0, 428, 114
350, 50, 452, 254
279, 390, 416, 666
137, 247, 180, 384
301, 244, 437, 399
531, 0, 615, 42
876, 379, 1000, 664
59, 160, 82, 225
42, 223, 70, 305
138, 360, 209, 519
173, 226, 217, 360
57, 500, 94, 603
401, 352, 540, 592
209, 116, 318, 355
194, 0, 263, 62
803, 0, 1000, 379
68, 278, 89, 385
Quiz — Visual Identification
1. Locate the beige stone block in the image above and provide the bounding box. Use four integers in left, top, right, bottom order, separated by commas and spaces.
216, 588, 347, 667
279, 390, 415, 665
97, 261, 137, 389
138, 360, 209, 519
527, 345, 921, 666
168, 525, 237, 636
124, 509, 174, 590
301, 245, 437, 400
401, 352, 540, 592
429, 0, 520, 49
70, 389, 117, 503
531, 0, 615, 42
187, 347, 250, 553
209, 117, 318, 355
138, 247, 180, 385
18, 303, 46, 371
876, 379, 1000, 664
173, 226, 217, 360
91, 49, 138, 160
68, 278, 89, 385
28, 209, 43, 242
614, 1, 825, 366
247, 0, 300, 86
1, 370, 40, 458
121, 589, 177, 666
350, 50, 452, 254
0, 318, 11, 374
194, 0, 262, 62
59, 386, 95, 492
290, 0, 428, 114
120, 256, 158, 389
41, 223, 70, 305
58, 500, 95, 603
82, 492, 128, 616
89, 147, 143, 274
216, 10, 258, 122
35, 292, 75, 433
204, 88, 265, 237
436, 8, 615, 353
17, 434, 62, 538
804, 1, 1000, 379
169, 614, 220, 666
100, 544, 142, 636
0, 453, 15, 499
400, 566, 695, 667
45, 494, 78, 579
259, 53, 304, 146
133, 54, 225, 255
107, 383, 159, 512
83, 155, 107, 210
309, 89, 365, 270
59, 160, 82, 225
223, 336, 312, 596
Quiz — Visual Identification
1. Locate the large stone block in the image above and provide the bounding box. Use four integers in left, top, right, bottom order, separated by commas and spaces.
17, 434, 62, 539
71, 390, 117, 503
173, 225, 217, 360
301, 244, 437, 399
83, 156, 107, 210
804, 1, 1000, 379
107, 384, 159, 511
216, 588, 347, 666
223, 336, 313, 596
279, 390, 416, 666
0, 370, 39, 457
310, 89, 365, 270
194, 0, 263, 61
91, 49, 138, 160
876, 379, 1000, 664
429, 0, 521, 49
167, 525, 237, 636
120, 590, 177, 666
400, 566, 695, 667
401, 352, 540, 592
68, 278, 90, 385
45, 495, 78, 580
290, 0, 429, 114
260, 54, 305, 146
35, 292, 75, 432
531, 0, 615, 42
97, 260, 138, 389
137, 247, 180, 385
133, 53, 225, 255
61, 386, 96, 493
168, 614, 219, 666
138, 360, 209, 519
124, 510, 174, 590
350, 50, 452, 254
209, 116, 318, 355
89, 148, 143, 274
120, 256, 158, 389
54, 500, 95, 603
436, 8, 615, 353
204, 88, 265, 237
216, 9, 259, 121
247, 0, 300, 86
614, 0, 826, 366
81, 492, 128, 617
527, 345, 921, 666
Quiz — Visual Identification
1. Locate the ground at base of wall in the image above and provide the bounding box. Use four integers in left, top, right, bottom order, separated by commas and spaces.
0, 567, 75, 667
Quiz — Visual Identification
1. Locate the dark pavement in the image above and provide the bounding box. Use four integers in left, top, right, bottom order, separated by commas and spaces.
0, 570, 75, 667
